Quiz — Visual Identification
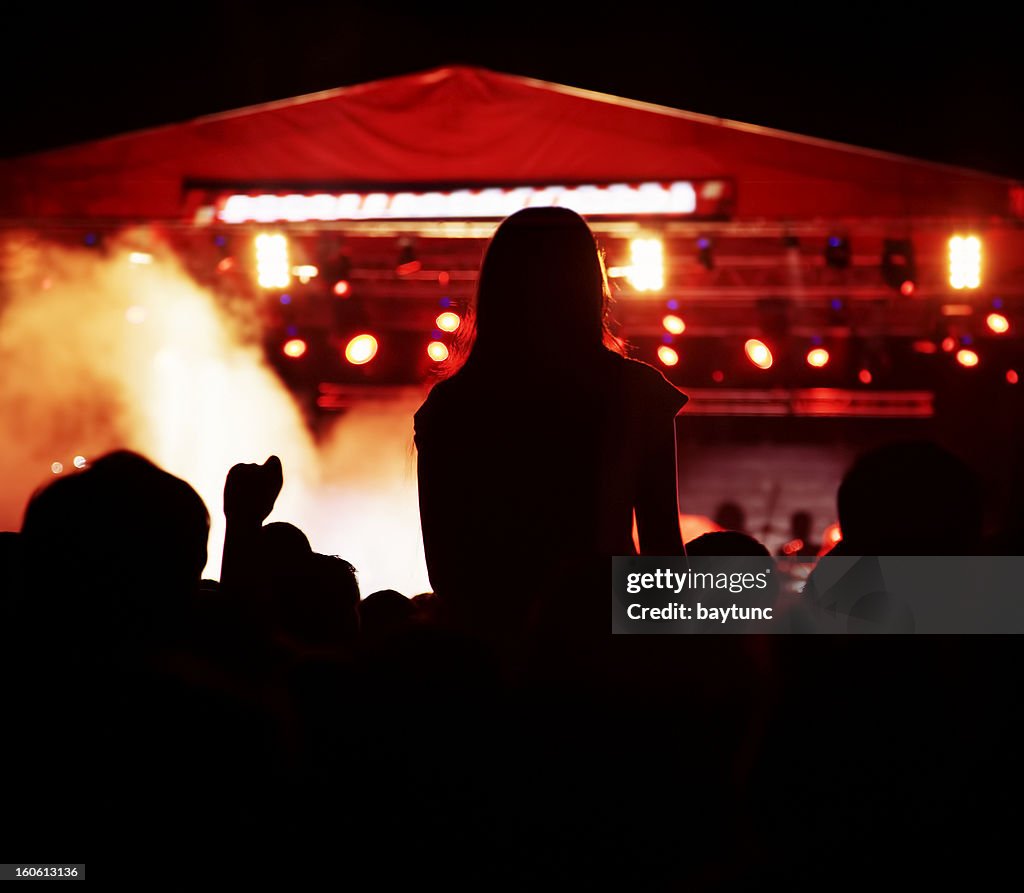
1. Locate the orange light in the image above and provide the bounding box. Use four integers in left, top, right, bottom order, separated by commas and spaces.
987, 312, 1010, 334
662, 314, 686, 335
858, 368, 873, 384
912, 340, 938, 354
806, 347, 830, 368
397, 259, 422, 276
657, 345, 679, 366
333, 280, 351, 297
427, 341, 449, 362
941, 336, 957, 353
435, 311, 461, 333
825, 522, 842, 545
1007, 370, 1019, 385
900, 280, 916, 296
744, 339, 773, 369
217, 256, 235, 273
282, 338, 307, 358
956, 349, 979, 367
438, 271, 450, 286
345, 334, 378, 365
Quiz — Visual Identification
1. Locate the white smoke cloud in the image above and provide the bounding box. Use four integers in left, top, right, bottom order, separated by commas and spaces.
0, 230, 431, 595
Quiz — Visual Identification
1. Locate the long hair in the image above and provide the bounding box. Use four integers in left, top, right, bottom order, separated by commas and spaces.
445, 207, 624, 376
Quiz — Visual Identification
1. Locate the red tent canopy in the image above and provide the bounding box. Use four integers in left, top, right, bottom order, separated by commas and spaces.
1, 66, 1017, 221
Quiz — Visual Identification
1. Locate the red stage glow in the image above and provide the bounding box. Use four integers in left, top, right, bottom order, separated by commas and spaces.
900, 280, 916, 296
1008, 370, 1019, 384
941, 336, 957, 352
858, 368, 873, 384
956, 349, 979, 367
333, 280, 351, 297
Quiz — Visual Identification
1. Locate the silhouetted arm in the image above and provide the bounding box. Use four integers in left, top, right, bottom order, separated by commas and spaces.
416, 438, 456, 596
635, 416, 684, 555
221, 455, 282, 600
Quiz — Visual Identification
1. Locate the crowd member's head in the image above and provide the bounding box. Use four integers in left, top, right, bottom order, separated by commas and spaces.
20, 450, 209, 642
454, 207, 623, 372
837, 441, 983, 554
713, 501, 747, 534
359, 589, 415, 641
685, 530, 771, 557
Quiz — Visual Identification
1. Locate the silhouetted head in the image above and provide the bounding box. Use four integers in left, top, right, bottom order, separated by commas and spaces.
458, 207, 622, 370
271, 551, 360, 649
791, 511, 813, 541
359, 589, 415, 640
20, 450, 209, 639
713, 501, 747, 533
686, 531, 771, 558
837, 441, 983, 554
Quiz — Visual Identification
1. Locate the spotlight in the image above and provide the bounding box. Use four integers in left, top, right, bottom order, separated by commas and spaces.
345, 334, 378, 365
881, 238, 916, 293
51, 461, 63, 474
129, 252, 153, 265
806, 347, 830, 368
626, 238, 664, 292
949, 235, 981, 289
987, 313, 1009, 334
824, 235, 850, 269
436, 311, 461, 333
711, 370, 725, 383
745, 339, 773, 370
1008, 370, 1019, 385
697, 237, 713, 270
657, 345, 679, 366
941, 336, 957, 353
956, 348, 979, 367
662, 314, 686, 335
255, 233, 291, 289
427, 341, 449, 362
333, 280, 352, 298
858, 368, 873, 384
282, 337, 307, 359
292, 264, 319, 284
73, 455, 87, 469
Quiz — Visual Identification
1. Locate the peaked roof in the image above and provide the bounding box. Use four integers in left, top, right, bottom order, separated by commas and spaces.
1, 65, 1016, 221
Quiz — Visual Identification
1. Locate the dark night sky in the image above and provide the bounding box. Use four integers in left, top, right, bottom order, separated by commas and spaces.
4, 3, 1022, 178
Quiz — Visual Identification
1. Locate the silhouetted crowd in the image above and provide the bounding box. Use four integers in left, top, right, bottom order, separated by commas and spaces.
1, 438, 1019, 887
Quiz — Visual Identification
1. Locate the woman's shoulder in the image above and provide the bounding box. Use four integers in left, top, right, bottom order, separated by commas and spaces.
601, 352, 689, 414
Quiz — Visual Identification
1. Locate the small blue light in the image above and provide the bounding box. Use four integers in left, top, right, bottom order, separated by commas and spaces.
666, 299, 680, 311
993, 297, 1004, 309
961, 334, 973, 345
439, 296, 451, 308
810, 334, 823, 346
280, 295, 291, 305
830, 298, 844, 311
286, 325, 297, 337
697, 237, 710, 250
661, 333, 674, 345
84, 232, 98, 246
214, 235, 227, 247
828, 236, 842, 248
431, 329, 443, 340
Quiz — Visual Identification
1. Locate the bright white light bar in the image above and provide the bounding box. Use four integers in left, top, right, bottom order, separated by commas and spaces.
626, 238, 665, 292
216, 181, 708, 223
949, 235, 981, 289
254, 233, 291, 289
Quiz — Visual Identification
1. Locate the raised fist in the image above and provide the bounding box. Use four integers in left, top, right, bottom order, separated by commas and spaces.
224, 455, 283, 524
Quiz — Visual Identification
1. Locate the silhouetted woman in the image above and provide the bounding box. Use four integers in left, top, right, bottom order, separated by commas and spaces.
414, 207, 687, 649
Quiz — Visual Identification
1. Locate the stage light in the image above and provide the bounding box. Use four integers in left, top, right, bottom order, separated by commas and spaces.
427, 341, 450, 362
712, 370, 725, 383
217, 256, 235, 273
255, 233, 291, 289
824, 522, 842, 546
129, 251, 153, 265
806, 347, 830, 367
662, 314, 686, 335
396, 239, 421, 275
1008, 370, 1019, 385
125, 305, 146, 325
745, 339, 773, 370
436, 311, 461, 332
956, 349, 979, 367
333, 280, 351, 298
941, 336, 957, 352
51, 462, 63, 474
292, 264, 318, 284
282, 338, 307, 359
913, 340, 938, 354
657, 345, 679, 366
697, 236, 713, 270
73, 456, 87, 469
858, 368, 873, 384
345, 334, 378, 365
949, 235, 981, 289
626, 238, 664, 292
882, 239, 916, 292
438, 271, 450, 287
824, 235, 850, 269
987, 312, 1009, 334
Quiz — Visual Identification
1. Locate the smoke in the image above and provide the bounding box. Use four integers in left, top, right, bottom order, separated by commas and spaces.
0, 230, 431, 595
